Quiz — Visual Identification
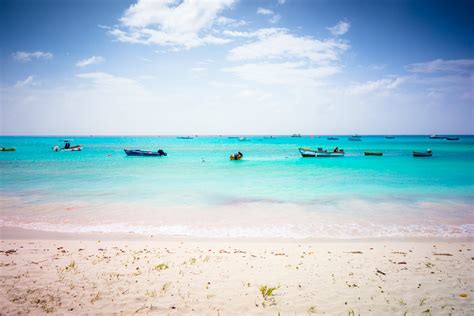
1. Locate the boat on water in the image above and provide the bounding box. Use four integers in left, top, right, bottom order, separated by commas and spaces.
348, 137, 362, 141
291, 134, 302, 137
177, 136, 193, 139
348, 134, 362, 141
264, 136, 276, 139
299, 147, 345, 158
385, 136, 395, 139
413, 149, 432, 157
124, 149, 167, 157
429, 135, 445, 139
228, 136, 239, 139
52, 140, 82, 152
364, 151, 383, 156
446, 137, 460, 141
239, 137, 250, 141
327, 137, 339, 140
229, 152, 243, 160
0, 147, 16, 151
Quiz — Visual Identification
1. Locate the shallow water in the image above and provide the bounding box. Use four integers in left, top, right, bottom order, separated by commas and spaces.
1, 135, 473, 238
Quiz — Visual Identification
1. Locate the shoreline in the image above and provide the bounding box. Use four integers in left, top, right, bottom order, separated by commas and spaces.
1, 226, 473, 243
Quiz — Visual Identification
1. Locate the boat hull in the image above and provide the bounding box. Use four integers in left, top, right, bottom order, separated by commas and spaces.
299, 148, 344, 157
413, 151, 432, 157
124, 149, 167, 157
364, 152, 383, 156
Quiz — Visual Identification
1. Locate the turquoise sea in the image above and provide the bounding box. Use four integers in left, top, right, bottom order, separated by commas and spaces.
1, 135, 473, 239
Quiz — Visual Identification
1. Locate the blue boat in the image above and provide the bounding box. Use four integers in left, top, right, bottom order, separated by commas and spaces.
124, 149, 167, 157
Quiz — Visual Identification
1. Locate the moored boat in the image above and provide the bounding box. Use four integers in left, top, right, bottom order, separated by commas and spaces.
124, 149, 167, 157
299, 147, 344, 157
364, 151, 383, 156
446, 137, 459, 141
177, 136, 193, 139
327, 137, 339, 140
0, 147, 16, 151
291, 134, 302, 137
385, 136, 395, 139
229, 152, 243, 160
52, 140, 82, 152
429, 135, 445, 139
413, 149, 432, 157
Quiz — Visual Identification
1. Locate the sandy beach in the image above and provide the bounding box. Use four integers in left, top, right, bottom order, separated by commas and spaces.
1, 230, 472, 315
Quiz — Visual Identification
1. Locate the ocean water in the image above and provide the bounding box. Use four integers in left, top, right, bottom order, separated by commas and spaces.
1, 135, 473, 239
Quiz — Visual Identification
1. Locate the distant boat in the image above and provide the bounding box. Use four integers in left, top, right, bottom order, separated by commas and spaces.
228, 136, 239, 139
124, 149, 167, 157
291, 134, 302, 137
429, 135, 445, 139
364, 151, 383, 156
413, 149, 432, 157
348, 137, 361, 141
239, 137, 250, 141
177, 136, 193, 139
298, 147, 344, 158
446, 137, 459, 141
229, 152, 243, 160
264, 136, 276, 139
385, 136, 395, 139
0, 147, 16, 152
327, 137, 339, 140
52, 140, 82, 152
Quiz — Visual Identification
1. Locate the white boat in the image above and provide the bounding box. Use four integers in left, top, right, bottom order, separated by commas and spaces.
299, 147, 344, 157
52, 140, 82, 152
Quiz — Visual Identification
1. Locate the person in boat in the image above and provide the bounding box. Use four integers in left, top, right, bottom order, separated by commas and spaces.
334, 147, 338, 153
230, 152, 243, 160
157, 149, 167, 156
64, 141, 70, 149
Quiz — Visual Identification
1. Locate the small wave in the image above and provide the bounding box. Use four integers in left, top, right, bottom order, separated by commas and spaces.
1, 219, 473, 239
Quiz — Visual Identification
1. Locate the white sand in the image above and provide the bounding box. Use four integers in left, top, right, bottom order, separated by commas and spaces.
0, 235, 473, 315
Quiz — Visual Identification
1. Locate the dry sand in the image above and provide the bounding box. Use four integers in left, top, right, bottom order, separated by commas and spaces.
0, 235, 473, 315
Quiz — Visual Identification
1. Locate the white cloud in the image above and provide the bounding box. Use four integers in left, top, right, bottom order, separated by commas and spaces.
110, 0, 235, 50
216, 16, 247, 27
76, 56, 105, 67
223, 62, 340, 86
191, 67, 206, 72
227, 28, 349, 63
13, 51, 53, 62
347, 77, 406, 95
406, 59, 474, 74
327, 20, 350, 36
15, 75, 35, 88
257, 7, 274, 15
76, 72, 138, 89
269, 14, 281, 24
277, 0, 286, 4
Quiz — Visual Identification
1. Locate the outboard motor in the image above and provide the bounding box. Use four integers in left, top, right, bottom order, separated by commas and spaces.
157, 149, 167, 156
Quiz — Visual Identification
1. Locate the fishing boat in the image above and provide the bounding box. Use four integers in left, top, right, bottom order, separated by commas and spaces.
385, 136, 395, 139
298, 147, 344, 157
0, 147, 16, 151
429, 135, 445, 139
327, 137, 339, 140
348, 137, 362, 141
413, 149, 432, 157
364, 151, 383, 156
446, 137, 459, 141
229, 152, 243, 160
291, 134, 302, 137
52, 140, 82, 152
177, 136, 193, 139
124, 149, 167, 157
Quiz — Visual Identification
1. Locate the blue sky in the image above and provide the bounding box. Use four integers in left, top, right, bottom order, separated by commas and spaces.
1, 0, 473, 135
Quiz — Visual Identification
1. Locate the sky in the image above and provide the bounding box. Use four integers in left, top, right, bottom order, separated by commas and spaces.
0, 0, 473, 135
